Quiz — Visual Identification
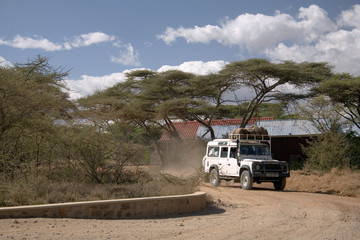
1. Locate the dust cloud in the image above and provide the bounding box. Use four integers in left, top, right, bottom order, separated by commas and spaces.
159, 139, 207, 176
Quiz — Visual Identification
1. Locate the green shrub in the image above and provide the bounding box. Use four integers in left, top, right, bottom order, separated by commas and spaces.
303, 133, 350, 171
346, 131, 360, 169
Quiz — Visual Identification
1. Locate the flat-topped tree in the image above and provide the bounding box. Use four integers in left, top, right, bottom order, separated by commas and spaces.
219, 59, 333, 127
316, 73, 360, 130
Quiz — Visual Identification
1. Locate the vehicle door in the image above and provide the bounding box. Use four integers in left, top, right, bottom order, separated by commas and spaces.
206, 146, 224, 174
219, 146, 229, 175
227, 147, 239, 176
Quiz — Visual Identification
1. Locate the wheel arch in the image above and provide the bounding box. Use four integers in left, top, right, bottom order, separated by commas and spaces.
239, 165, 251, 176
209, 164, 219, 173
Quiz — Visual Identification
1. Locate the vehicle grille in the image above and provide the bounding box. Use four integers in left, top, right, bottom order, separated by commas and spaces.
264, 163, 281, 171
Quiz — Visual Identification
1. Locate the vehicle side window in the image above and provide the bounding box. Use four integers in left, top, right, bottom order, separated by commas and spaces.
220, 147, 228, 158
230, 147, 237, 158
207, 147, 219, 157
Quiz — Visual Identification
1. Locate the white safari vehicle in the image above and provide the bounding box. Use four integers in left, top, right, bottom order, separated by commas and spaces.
202, 127, 290, 190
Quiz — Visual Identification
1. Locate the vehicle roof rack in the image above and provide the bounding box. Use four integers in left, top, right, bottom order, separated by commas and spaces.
229, 133, 271, 142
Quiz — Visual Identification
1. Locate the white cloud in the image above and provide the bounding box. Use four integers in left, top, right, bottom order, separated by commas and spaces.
110, 43, 141, 66
64, 72, 127, 99
157, 60, 228, 75
296, 5, 336, 42
0, 35, 63, 51
158, 4, 360, 76
0, 32, 115, 51
1, 32, 125, 50
0, 32, 141, 67
337, 4, 360, 28
0, 56, 13, 67
67, 32, 116, 48
266, 26, 360, 75
158, 5, 335, 51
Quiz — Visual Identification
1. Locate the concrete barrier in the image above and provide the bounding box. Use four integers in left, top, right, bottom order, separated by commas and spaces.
0, 192, 206, 219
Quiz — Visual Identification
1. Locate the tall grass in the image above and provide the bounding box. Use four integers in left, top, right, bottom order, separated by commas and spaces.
0, 170, 202, 207
287, 169, 360, 197
121, 172, 202, 198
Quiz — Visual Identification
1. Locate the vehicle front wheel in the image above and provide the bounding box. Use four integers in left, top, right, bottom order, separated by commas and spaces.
209, 168, 221, 186
240, 170, 253, 190
273, 178, 286, 190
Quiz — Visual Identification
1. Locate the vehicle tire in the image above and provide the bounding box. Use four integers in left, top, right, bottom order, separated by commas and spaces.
209, 168, 221, 186
273, 178, 286, 191
240, 170, 253, 190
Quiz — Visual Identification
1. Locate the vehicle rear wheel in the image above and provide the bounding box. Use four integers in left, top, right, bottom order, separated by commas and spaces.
273, 178, 286, 191
240, 170, 253, 190
209, 168, 221, 186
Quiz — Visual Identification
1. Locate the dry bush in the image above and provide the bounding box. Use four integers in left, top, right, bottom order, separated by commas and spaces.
0, 176, 125, 207
287, 169, 360, 197
0, 169, 202, 207
121, 171, 202, 198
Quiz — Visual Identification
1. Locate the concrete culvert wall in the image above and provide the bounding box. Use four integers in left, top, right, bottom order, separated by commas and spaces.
0, 192, 206, 219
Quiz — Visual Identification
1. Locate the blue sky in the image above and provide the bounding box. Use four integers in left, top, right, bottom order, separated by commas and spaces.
1, 0, 359, 99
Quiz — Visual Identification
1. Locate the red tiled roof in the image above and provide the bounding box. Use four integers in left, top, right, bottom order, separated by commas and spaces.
160, 121, 200, 141
159, 117, 274, 141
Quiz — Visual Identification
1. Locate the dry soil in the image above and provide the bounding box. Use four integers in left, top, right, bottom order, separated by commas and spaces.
0, 181, 359, 240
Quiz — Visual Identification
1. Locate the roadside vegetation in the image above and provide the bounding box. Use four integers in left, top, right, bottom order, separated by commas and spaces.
287, 169, 360, 198
0, 169, 202, 206
0, 56, 359, 206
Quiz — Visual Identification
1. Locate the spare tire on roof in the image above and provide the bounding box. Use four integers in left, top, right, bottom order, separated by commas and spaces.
231, 128, 249, 135
259, 126, 269, 135
247, 126, 269, 136
231, 128, 249, 140
230, 126, 269, 140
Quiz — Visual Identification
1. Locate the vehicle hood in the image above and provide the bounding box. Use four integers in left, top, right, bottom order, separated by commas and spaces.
242, 158, 279, 163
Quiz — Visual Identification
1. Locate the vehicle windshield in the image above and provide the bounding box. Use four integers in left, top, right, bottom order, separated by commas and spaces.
240, 144, 270, 156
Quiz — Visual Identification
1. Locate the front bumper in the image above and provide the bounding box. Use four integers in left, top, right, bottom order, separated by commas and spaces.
252, 171, 290, 178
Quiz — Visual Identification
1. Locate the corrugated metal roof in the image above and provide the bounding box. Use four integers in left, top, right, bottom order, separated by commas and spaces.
255, 120, 321, 137
196, 119, 321, 140
159, 118, 359, 141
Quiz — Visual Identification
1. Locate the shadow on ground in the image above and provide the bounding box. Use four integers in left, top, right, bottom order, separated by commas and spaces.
139, 203, 226, 220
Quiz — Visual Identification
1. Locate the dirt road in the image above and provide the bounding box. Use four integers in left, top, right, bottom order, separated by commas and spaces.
1, 182, 359, 240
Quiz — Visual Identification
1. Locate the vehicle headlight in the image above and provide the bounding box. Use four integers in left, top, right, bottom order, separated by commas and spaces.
253, 163, 261, 171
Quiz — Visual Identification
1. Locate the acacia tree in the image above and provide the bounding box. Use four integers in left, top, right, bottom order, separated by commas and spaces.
77, 70, 189, 164
298, 95, 345, 133
125, 70, 236, 140
81, 59, 334, 144
0, 56, 73, 177
137, 70, 197, 140
297, 74, 360, 171
80, 69, 229, 164
316, 73, 360, 130
220, 59, 333, 127
77, 70, 160, 163
180, 73, 237, 140
297, 95, 352, 171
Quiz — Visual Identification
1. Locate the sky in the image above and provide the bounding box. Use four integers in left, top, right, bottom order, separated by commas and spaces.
0, 0, 360, 99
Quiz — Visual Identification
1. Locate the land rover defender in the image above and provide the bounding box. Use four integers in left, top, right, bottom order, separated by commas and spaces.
202, 127, 290, 190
